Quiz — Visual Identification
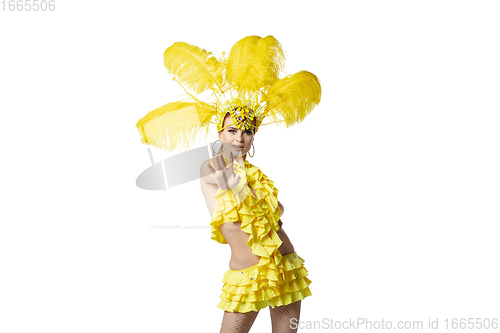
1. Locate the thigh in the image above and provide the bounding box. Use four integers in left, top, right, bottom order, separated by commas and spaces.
269, 300, 301, 333
220, 310, 259, 333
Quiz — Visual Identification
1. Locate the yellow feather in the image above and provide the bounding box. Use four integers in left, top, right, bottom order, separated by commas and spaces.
225, 36, 261, 92
226, 36, 285, 97
164, 42, 224, 95
262, 71, 322, 127
136, 101, 215, 152
245, 36, 285, 91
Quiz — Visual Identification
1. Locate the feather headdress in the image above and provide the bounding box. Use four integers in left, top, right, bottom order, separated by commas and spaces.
136, 35, 321, 152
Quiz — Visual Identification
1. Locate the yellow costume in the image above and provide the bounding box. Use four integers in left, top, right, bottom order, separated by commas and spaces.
135, 35, 321, 314
211, 158, 312, 313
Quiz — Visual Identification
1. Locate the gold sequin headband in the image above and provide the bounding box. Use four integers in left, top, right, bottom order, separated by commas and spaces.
216, 98, 264, 133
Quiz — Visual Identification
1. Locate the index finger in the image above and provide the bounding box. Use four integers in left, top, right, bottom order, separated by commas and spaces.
218, 154, 227, 169
214, 155, 222, 171
206, 161, 215, 173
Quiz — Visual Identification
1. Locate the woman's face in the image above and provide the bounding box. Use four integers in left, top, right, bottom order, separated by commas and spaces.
218, 113, 255, 157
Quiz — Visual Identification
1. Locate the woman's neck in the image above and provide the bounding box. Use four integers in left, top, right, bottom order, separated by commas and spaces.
235, 154, 245, 166
222, 151, 246, 165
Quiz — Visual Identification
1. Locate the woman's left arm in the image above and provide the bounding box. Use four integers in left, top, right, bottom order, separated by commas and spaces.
278, 201, 284, 216
278, 201, 284, 227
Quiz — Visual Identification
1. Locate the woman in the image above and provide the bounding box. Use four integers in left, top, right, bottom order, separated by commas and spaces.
200, 111, 311, 333
136, 35, 321, 333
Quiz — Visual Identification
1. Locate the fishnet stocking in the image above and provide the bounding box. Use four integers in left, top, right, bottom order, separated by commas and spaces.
220, 310, 260, 333
269, 300, 302, 333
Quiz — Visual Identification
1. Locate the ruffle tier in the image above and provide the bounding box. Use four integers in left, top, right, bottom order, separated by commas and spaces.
217, 253, 312, 313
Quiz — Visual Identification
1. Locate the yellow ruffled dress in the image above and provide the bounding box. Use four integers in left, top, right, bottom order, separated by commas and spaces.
210, 158, 312, 313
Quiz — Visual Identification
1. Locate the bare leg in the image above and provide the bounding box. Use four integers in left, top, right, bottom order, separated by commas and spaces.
220, 310, 259, 333
269, 300, 301, 333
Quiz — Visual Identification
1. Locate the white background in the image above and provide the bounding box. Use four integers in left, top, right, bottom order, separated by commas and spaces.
1, 0, 499, 332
